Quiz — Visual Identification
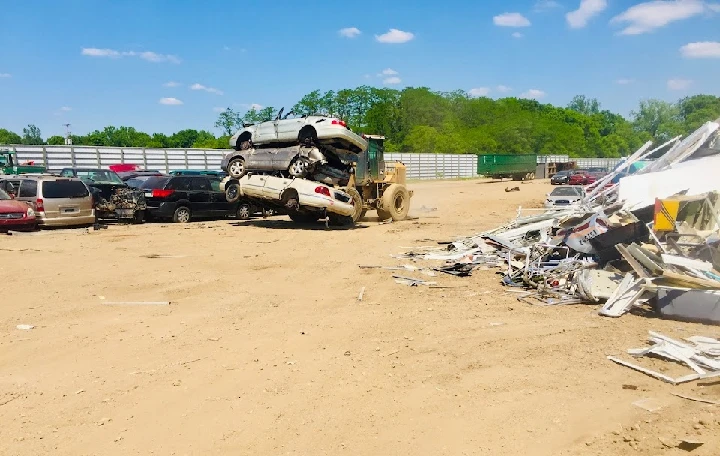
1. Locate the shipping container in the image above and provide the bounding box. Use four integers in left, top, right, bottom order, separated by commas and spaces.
476, 154, 538, 180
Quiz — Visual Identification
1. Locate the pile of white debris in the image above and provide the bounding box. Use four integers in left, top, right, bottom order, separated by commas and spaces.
399, 118, 720, 324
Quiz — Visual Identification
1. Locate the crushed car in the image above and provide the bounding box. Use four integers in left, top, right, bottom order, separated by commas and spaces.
59, 168, 147, 223
221, 174, 355, 226
229, 107, 368, 154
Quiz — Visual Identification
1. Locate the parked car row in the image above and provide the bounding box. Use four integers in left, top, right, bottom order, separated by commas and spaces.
550, 169, 609, 186
0, 167, 270, 232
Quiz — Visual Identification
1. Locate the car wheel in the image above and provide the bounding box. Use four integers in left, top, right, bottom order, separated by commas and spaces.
226, 182, 241, 203
237, 203, 251, 220
379, 184, 410, 221
288, 158, 310, 178
172, 206, 191, 223
343, 187, 363, 222
228, 158, 246, 179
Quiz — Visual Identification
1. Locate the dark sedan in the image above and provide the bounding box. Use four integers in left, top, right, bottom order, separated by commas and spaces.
550, 170, 575, 185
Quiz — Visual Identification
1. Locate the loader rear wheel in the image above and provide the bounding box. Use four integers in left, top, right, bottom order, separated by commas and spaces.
379, 184, 410, 221
344, 187, 363, 222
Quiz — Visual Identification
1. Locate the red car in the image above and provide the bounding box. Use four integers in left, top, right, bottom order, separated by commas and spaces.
0, 188, 37, 231
567, 171, 591, 185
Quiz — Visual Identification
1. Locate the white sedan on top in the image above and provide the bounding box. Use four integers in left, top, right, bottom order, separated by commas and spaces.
229, 108, 368, 155
544, 185, 586, 209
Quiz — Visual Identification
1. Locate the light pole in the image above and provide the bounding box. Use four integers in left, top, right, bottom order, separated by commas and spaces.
63, 123, 71, 145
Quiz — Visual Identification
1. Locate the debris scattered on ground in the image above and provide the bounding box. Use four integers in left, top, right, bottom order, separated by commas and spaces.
16, 324, 35, 330
357, 287, 366, 302
609, 331, 720, 384
101, 301, 171, 306
505, 186, 520, 192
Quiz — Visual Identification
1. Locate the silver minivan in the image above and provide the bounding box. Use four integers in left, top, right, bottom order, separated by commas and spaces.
0, 175, 96, 227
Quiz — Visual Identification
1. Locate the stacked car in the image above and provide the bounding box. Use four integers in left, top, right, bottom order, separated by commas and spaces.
219, 109, 367, 225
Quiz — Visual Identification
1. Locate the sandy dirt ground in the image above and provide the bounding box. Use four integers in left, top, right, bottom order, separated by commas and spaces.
1, 178, 719, 456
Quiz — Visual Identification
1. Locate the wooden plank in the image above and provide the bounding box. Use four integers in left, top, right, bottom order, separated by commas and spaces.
616, 245, 650, 278
661, 270, 720, 289
607, 356, 682, 385
598, 274, 639, 317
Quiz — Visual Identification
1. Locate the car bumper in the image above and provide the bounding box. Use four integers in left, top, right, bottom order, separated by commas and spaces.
0, 217, 37, 228
146, 202, 177, 219
38, 214, 95, 227
297, 192, 355, 217
314, 126, 368, 153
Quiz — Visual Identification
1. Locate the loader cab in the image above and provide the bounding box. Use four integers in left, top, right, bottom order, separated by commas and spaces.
356, 135, 386, 184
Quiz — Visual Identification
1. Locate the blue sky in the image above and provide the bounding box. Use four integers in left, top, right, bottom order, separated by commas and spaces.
1, 0, 719, 138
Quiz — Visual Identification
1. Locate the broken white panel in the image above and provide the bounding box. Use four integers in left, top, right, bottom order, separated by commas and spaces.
661, 254, 714, 272
598, 273, 638, 317
619, 154, 720, 211
639, 120, 719, 174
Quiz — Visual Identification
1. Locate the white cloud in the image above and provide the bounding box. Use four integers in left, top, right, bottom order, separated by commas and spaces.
163, 81, 181, 87
0, 73, 11, 78
566, 0, 607, 28
493, 12, 532, 27
190, 83, 223, 95
383, 76, 402, 85
375, 29, 415, 43
339, 27, 361, 38
213, 107, 226, 113
496, 85, 512, 93
224, 46, 231, 51
60, 106, 72, 112
680, 41, 720, 58
381, 68, 399, 75
610, 1, 717, 35
667, 78, 692, 90
520, 89, 546, 99
468, 87, 491, 97
159, 97, 183, 105
615, 78, 635, 84
82, 47, 180, 63
535, 0, 562, 11
512, 32, 524, 38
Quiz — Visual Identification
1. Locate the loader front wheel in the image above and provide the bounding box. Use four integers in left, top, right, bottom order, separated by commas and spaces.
344, 187, 363, 222
379, 184, 410, 221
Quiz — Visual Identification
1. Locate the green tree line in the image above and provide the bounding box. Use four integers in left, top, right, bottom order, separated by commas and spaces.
2, 89, 719, 157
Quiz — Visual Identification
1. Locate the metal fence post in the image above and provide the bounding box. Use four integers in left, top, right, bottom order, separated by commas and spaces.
142, 149, 147, 170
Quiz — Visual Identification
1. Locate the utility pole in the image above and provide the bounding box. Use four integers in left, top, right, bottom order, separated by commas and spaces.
63, 123, 72, 145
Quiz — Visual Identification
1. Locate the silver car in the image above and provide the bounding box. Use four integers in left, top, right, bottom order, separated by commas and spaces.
229, 108, 368, 154
220, 144, 353, 186
544, 185, 586, 209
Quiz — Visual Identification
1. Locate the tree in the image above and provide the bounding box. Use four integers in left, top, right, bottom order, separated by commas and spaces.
630, 99, 683, 141
568, 95, 601, 116
214, 108, 242, 136
0, 128, 22, 144
21, 124, 43, 145
47, 135, 66, 145
677, 95, 720, 132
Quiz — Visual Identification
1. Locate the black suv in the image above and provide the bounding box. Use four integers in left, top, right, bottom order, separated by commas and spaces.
140, 175, 250, 223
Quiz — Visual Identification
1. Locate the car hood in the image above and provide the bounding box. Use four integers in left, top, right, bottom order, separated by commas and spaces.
0, 199, 30, 213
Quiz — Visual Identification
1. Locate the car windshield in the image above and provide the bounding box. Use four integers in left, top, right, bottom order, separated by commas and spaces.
550, 187, 583, 197
74, 170, 124, 185
139, 176, 171, 189
0, 188, 10, 200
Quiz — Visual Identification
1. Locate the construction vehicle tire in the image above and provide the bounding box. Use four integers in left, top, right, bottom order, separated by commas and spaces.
344, 187, 363, 222
380, 184, 410, 221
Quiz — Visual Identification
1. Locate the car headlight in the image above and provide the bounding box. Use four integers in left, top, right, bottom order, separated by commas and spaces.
27, 208, 35, 217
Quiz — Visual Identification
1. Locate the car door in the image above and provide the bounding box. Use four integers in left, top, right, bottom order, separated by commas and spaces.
253, 120, 278, 143
275, 117, 305, 142
189, 177, 212, 216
